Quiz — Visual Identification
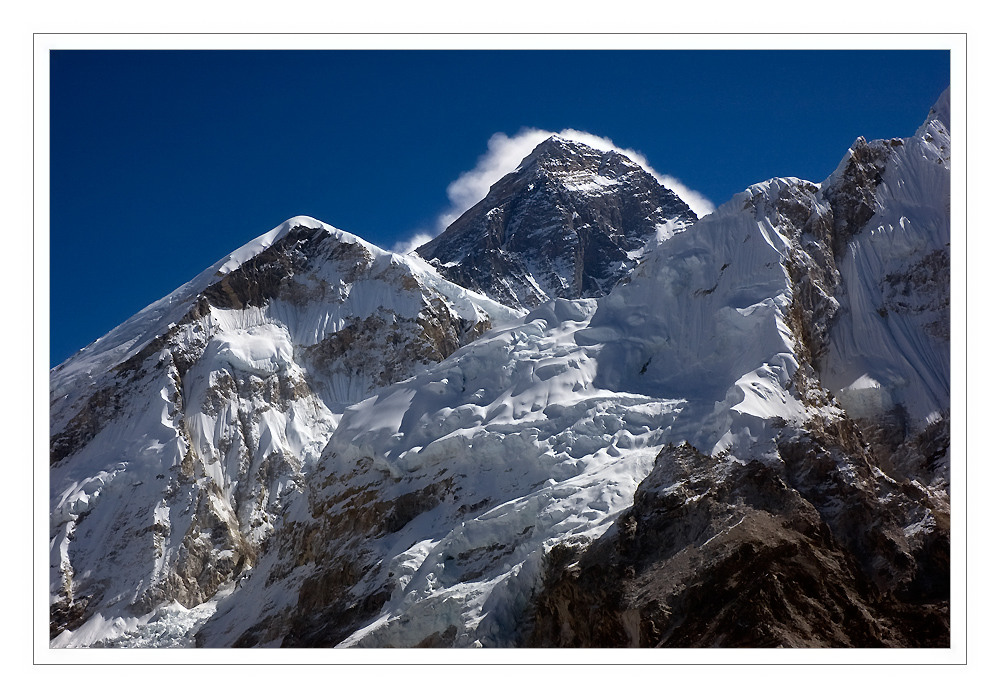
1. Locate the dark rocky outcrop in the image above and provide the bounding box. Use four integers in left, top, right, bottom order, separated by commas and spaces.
823, 137, 891, 257
528, 437, 949, 648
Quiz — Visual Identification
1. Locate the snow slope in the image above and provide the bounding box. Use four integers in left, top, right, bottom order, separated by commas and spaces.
819, 89, 951, 429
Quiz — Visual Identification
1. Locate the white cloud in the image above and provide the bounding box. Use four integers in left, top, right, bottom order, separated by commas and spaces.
434, 128, 715, 233
436, 128, 554, 231
391, 230, 434, 255
647, 173, 716, 220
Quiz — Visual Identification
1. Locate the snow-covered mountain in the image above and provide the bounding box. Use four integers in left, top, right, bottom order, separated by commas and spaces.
49, 91, 951, 649
49, 217, 518, 644
417, 135, 698, 309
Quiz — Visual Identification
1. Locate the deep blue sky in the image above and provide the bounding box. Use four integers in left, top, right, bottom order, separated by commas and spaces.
49, 49, 950, 366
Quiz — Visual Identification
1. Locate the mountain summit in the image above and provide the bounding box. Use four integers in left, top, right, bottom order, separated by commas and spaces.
417, 135, 698, 309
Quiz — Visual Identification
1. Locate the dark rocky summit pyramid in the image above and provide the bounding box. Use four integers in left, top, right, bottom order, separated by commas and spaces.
417, 135, 698, 309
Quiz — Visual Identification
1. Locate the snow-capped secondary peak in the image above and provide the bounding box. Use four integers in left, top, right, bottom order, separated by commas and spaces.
920, 86, 950, 134
49, 216, 521, 646
417, 135, 698, 310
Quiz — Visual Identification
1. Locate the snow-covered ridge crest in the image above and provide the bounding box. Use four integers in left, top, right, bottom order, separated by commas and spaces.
918, 85, 950, 136
51, 215, 516, 412
216, 214, 321, 274
51, 215, 320, 406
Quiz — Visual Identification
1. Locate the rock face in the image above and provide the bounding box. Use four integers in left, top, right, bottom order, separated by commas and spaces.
528, 437, 948, 648
417, 135, 698, 309
49, 91, 950, 650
